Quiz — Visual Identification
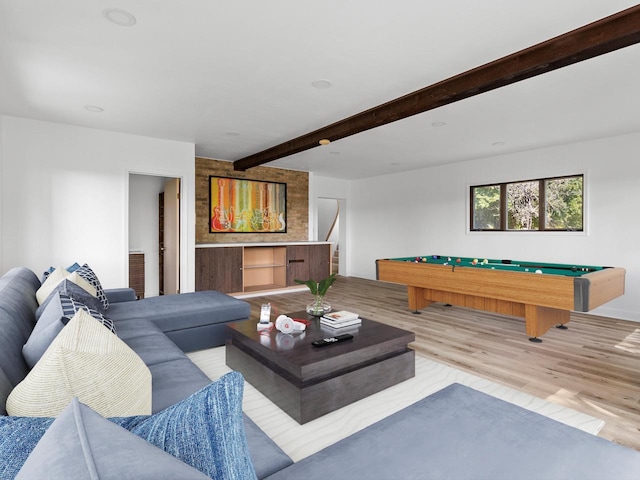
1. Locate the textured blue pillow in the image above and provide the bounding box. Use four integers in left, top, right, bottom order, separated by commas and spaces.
0, 372, 257, 480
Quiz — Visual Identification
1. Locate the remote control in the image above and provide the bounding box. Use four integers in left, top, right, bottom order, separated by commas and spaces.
312, 334, 354, 347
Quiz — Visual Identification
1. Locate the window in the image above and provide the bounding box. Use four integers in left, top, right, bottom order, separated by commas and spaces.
470, 174, 583, 232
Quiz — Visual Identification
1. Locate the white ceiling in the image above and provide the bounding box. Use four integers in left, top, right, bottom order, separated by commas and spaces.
1, 1, 639, 180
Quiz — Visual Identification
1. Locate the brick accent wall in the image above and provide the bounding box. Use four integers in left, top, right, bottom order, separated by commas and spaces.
195, 157, 309, 244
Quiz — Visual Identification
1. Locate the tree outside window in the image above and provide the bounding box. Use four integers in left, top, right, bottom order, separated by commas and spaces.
470, 175, 583, 232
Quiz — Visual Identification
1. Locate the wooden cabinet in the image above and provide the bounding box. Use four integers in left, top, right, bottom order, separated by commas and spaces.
129, 252, 145, 299
195, 247, 243, 293
195, 243, 331, 294
286, 244, 330, 285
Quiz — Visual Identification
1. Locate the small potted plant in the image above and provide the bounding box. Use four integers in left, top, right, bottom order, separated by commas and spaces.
295, 274, 337, 316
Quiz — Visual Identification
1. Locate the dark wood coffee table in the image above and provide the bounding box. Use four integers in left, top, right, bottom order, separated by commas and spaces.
225, 311, 415, 424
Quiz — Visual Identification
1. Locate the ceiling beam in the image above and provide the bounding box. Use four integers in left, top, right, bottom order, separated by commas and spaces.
234, 5, 640, 171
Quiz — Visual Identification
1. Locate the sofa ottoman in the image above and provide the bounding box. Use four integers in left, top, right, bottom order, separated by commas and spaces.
107, 290, 250, 351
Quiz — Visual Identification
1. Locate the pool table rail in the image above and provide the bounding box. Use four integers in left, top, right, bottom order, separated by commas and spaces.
574, 267, 626, 311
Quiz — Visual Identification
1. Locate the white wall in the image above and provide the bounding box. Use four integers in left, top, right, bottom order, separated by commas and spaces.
344, 132, 640, 321
1, 116, 196, 291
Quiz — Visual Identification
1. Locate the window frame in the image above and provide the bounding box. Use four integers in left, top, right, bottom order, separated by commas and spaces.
469, 174, 584, 232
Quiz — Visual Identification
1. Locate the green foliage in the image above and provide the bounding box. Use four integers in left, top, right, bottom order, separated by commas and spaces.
545, 177, 583, 229
472, 176, 583, 231
294, 274, 337, 296
473, 185, 500, 229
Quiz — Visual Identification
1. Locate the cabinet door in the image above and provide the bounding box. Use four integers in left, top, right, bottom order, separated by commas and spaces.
286, 245, 309, 285
308, 244, 331, 281
195, 247, 243, 293
286, 244, 331, 285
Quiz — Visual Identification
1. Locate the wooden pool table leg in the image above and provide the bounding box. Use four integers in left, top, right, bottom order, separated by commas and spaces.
525, 305, 571, 342
407, 286, 432, 314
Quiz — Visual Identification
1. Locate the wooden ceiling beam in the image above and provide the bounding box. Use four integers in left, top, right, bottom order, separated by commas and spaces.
234, 5, 640, 171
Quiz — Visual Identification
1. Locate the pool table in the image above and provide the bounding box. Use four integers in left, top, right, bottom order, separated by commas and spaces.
376, 255, 625, 342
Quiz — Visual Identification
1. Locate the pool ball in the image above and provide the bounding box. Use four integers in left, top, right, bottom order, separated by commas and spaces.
482, 259, 489, 265
471, 259, 478, 265
447, 257, 452, 261
422, 257, 427, 262
535, 269, 543, 274
456, 258, 461, 263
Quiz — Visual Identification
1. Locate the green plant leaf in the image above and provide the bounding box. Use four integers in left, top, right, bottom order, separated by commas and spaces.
294, 278, 319, 295
317, 274, 337, 296
294, 274, 337, 296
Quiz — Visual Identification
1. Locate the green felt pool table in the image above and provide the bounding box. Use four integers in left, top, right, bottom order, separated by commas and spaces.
376, 255, 625, 342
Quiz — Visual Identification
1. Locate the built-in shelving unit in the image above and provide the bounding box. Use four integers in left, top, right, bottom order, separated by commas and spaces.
243, 246, 287, 292
195, 242, 331, 295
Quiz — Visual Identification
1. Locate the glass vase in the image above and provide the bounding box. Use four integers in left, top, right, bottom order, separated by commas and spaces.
306, 295, 332, 316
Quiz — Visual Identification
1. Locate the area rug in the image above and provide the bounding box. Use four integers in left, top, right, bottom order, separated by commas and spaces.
187, 347, 604, 462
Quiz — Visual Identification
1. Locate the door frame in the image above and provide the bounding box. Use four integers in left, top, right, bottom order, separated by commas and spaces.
127, 171, 192, 295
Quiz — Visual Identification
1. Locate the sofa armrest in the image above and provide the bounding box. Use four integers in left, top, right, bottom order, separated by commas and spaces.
105, 288, 137, 303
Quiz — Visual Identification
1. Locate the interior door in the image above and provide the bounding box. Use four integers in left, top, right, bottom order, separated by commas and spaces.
158, 192, 165, 295
163, 178, 180, 295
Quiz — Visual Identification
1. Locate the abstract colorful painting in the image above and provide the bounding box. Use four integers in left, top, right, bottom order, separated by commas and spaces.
209, 176, 287, 233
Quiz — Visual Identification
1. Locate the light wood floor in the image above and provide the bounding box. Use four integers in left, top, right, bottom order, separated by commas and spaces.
241, 276, 640, 451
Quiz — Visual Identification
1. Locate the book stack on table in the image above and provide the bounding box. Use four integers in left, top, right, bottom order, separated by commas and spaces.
320, 310, 361, 329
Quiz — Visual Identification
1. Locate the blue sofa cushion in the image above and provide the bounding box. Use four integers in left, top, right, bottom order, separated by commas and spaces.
107, 290, 250, 332
0, 369, 12, 416
16, 398, 209, 480
0, 268, 40, 391
0, 372, 257, 480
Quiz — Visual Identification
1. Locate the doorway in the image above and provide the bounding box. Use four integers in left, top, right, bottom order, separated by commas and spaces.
129, 174, 181, 297
317, 197, 346, 276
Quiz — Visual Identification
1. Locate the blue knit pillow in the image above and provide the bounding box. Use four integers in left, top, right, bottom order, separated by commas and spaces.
0, 372, 256, 480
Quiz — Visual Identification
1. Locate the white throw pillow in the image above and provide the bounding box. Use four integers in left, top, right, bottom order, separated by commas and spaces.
36, 267, 96, 305
7, 309, 151, 418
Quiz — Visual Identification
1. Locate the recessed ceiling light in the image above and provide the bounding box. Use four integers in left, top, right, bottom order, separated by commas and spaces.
312, 80, 332, 89
103, 8, 137, 27
390, 162, 401, 166
431, 122, 447, 127
492, 141, 506, 147
225, 131, 241, 137
329, 151, 340, 155
84, 105, 104, 113
319, 139, 331, 145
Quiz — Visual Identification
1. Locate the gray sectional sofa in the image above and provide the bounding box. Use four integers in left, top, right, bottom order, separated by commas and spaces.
2, 266, 640, 479
0, 266, 292, 479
